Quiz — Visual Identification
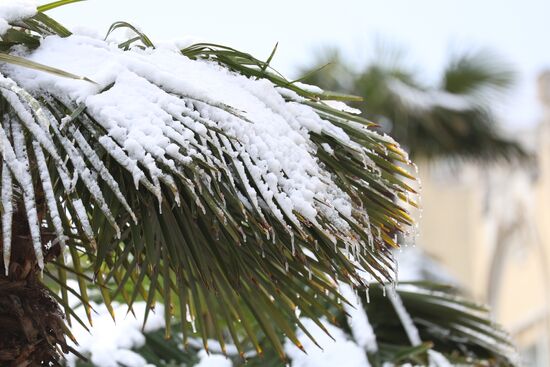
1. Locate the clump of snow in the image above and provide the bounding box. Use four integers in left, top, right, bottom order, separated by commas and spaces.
293, 82, 324, 94
323, 100, 361, 115
65, 301, 165, 367
195, 350, 232, 367
0, 0, 36, 35
284, 318, 369, 367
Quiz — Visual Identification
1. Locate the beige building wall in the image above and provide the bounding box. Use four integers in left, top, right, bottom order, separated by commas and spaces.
414, 72, 550, 366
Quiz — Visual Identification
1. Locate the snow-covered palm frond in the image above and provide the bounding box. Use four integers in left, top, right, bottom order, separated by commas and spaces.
0, 2, 417, 359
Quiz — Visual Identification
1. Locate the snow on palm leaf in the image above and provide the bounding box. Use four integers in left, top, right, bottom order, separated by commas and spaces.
0, 2, 417, 360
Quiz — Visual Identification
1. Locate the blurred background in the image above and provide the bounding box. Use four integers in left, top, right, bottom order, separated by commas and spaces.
50, 1, 550, 365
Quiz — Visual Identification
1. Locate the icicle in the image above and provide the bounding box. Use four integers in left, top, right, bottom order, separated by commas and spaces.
185, 304, 197, 333
1, 163, 13, 275
365, 287, 370, 303
395, 260, 399, 284
185, 304, 192, 322
413, 162, 419, 175
290, 232, 295, 256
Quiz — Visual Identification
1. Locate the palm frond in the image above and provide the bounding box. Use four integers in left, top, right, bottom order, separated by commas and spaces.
442, 49, 515, 96
0, 4, 417, 360
90, 282, 517, 366
362, 282, 517, 366
299, 47, 528, 162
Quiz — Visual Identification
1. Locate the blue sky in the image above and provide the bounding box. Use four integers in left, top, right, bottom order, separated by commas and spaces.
49, 0, 550, 128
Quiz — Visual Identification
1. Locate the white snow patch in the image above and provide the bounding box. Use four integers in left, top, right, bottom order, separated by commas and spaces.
285, 318, 370, 367
324, 100, 361, 115
0, 0, 36, 35
195, 350, 232, 367
339, 283, 378, 353
66, 301, 165, 367
293, 82, 323, 94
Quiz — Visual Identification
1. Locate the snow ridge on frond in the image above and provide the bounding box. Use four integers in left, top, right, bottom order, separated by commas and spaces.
0, 34, 415, 277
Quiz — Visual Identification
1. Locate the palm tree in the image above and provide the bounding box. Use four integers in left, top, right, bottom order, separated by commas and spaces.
0, 2, 415, 365
0, 2, 516, 366
300, 47, 527, 161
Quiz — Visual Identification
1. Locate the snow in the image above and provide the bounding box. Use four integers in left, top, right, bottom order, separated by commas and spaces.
195, 351, 232, 367
284, 318, 370, 367
33, 140, 66, 250
386, 285, 455, 366
1, 159, 12, 274
66, 301, 165, 367
428, 350, 452, 367
339, 283, 378, 353
323, 100, 361, 115
0, 115, 44, 269
0, 0, 36, 35
387, 78, 474, 112
293, 82, 323, 94
386, 286, 422, 346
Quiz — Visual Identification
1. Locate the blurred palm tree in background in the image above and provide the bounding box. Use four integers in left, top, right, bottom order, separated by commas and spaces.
299, 46, 527, 161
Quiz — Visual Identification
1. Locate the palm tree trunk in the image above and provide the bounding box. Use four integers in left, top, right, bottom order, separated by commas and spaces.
0, 198, 68, 366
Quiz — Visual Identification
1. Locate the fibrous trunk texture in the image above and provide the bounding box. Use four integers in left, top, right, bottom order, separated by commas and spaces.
0, 197, 67, 366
